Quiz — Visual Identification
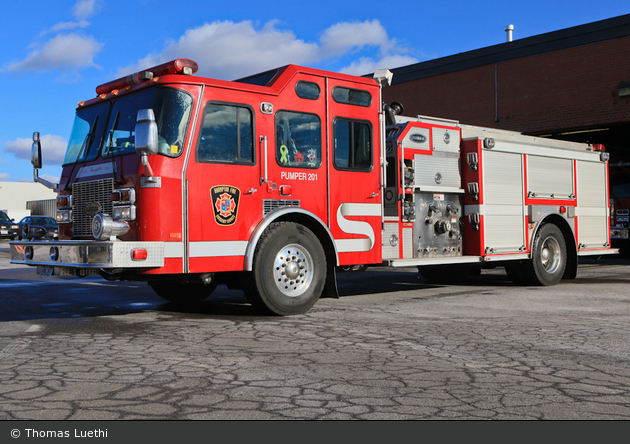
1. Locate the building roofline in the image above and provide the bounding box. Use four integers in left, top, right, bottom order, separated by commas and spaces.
388, 14, 630, 85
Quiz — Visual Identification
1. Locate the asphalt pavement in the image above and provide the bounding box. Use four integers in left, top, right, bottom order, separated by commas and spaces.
1, 239, 630, 420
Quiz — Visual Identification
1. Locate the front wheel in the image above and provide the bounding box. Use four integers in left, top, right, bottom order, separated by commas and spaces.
245, 222, 326, 315
523, 223, 567, 286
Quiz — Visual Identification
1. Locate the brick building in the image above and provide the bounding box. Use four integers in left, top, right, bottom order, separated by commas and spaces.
383, 14, 630, 155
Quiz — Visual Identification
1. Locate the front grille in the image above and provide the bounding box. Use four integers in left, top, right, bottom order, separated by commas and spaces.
72, 179, 114, 237
263, 199, 300, 216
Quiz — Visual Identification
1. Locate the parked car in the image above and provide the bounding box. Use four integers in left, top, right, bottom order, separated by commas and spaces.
18, 216, 59, 240
0, 211, 20, 240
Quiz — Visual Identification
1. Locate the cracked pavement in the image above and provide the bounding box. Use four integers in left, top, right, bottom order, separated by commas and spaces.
1, 242, 629, 420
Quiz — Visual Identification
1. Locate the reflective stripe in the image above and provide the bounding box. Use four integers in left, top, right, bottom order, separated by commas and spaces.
189, 241, 248, 257
164, 242, 184, 259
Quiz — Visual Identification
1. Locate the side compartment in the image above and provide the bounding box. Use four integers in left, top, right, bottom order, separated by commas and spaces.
461, 138, 528, 259
576, 160, 610, 250
384, 120, 465, 262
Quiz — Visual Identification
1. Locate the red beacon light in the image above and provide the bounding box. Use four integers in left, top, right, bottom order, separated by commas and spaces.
95, 59, 199, 96
591, 143, 610, 161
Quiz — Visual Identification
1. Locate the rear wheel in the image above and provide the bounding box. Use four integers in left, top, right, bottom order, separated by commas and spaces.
523, 223, 567, 286
245, 222, 326, 315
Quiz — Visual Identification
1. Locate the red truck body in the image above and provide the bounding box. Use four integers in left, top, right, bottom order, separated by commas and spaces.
10, 59, 616, 315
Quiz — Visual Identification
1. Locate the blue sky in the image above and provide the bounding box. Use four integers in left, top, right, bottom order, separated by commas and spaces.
1, 0, 628, 183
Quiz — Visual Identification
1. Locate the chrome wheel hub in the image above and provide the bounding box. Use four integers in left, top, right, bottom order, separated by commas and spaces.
273, 244, 314, 297
540, 237, 561, 273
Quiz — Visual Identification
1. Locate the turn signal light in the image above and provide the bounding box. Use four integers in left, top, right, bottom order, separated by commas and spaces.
57, 195, 72, 208
110, 188, 135, 203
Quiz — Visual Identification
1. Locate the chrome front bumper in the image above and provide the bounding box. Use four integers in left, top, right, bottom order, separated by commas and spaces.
9, 240, 165, 269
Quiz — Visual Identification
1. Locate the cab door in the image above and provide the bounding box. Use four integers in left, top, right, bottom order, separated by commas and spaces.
327, 79, 382, 265
185, 88, 264, 273
263, 75, 328, 229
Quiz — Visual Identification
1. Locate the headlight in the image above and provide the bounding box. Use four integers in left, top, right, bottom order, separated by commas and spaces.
56, 210, 72, 223
11, 225, 19, 230
113, 205, 136, 221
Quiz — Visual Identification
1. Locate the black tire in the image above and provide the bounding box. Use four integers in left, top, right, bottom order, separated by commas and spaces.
150, 280, 218, 306
245, 222, 326, 315
522, 223, 567, 286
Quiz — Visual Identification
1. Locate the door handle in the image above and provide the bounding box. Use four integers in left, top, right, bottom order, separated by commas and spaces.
260, 135, 268, 185
368, 192, 379, 199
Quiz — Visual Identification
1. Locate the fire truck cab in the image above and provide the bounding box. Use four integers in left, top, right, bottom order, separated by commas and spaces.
10, 59, 616, 315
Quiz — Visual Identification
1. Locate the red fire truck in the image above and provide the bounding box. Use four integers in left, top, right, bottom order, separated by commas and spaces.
10, 59, 616, 315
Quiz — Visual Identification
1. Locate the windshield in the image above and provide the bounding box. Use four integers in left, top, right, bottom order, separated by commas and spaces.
30, 217, 56, 225
63, 102, 109, 165
63, 87, 193, 165
103, 87, 193, 158
0, 212, 10, 222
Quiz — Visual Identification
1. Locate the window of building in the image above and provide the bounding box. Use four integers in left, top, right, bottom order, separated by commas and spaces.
196, 103, 254, 164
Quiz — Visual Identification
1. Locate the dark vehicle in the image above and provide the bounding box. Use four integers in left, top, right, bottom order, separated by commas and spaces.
18, 216, 59, 240
0, 211, 20, 240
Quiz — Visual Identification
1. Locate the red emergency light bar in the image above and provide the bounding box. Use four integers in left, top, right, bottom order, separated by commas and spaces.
95, 59, 199, 96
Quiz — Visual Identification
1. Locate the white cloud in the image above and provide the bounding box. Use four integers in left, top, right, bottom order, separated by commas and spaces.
7, 33, 102, 73
117, 20, 320, 80
38, 20, 90, 37
319, 20, 391, 58
340, 54, 420, 76
117, 19, 417, 80
73, 0, 101, 20
0, 173, 9, 182
4, 135, 67, 167
9, 0, 103, 75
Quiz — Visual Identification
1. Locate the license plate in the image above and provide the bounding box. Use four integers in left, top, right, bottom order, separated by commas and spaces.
1, 230, 7, 234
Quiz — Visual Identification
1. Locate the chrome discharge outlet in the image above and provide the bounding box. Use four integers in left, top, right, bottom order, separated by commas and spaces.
92, 213, 130, 240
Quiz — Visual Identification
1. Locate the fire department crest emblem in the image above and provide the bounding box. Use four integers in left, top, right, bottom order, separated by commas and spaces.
210, 185, 241, 226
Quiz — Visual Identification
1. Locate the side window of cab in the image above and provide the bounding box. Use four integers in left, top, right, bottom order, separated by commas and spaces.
333, 118, 372, 171
196, 102, 254, 164
275, 111, 321, 168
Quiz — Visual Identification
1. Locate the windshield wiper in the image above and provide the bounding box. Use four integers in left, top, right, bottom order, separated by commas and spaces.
108, 112, 121, 183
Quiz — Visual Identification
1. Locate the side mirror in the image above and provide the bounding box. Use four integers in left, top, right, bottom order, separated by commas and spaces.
31, 132, 42, 169
135, 109, 158, 156
31, 131, 60, 192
